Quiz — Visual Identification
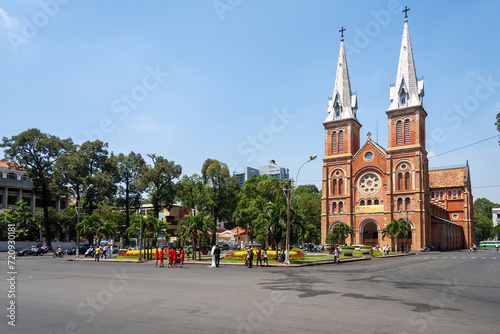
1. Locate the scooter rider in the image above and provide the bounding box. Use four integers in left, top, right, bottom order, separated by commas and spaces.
496, 244, 499, 251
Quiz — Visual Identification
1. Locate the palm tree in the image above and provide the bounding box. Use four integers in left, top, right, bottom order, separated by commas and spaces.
331, 223, 355, 245
381, 220, 399, 252
177, 212, 213, 260
394, 218, 410, 253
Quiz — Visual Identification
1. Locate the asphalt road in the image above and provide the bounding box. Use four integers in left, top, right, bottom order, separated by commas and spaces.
2, 250, 499, 334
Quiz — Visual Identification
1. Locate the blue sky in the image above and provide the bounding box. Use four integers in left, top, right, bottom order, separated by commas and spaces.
0, 0, 499, 204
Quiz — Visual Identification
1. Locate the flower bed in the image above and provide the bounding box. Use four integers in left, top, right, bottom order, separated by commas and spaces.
225, 250, 305, 259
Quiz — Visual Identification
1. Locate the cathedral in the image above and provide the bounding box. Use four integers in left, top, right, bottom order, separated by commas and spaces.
320, 13, 475, 251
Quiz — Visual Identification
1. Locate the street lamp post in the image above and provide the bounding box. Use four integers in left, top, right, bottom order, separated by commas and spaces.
139, 202, 143, 261
69, 184, 92, 258
269, 155, 317, 265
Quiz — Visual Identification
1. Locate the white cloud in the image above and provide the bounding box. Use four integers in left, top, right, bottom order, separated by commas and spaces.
0, 7, 20, 32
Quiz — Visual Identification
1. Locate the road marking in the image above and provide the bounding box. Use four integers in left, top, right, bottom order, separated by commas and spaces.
462, 257, 466, 259
452, 257, 457, 258
442, 257, 447, 259
482, 257, 486, 259
472, 257, 477, 259
493, 257, 497, 259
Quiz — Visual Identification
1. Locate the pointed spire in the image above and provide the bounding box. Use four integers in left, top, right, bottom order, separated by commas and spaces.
388, 13, 424, 110
325, 28, 358, 123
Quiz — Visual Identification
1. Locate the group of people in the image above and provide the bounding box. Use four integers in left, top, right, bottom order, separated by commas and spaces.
382, 245, 391, 255
91, 245, 112, 261
245, 247, 269, 268
155, 246, 185, 268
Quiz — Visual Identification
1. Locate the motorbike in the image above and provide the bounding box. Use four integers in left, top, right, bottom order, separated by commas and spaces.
421, 247, 429, 252
495, 245, 499, 251
85, 248, 95, 258
53, 250, 64, 258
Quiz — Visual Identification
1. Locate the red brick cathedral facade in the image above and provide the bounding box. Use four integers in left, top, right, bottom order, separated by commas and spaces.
321, 17, 474, 251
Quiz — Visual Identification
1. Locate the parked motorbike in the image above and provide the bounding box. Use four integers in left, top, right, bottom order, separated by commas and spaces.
85, 247, 95, 258
421, 247, 429, 252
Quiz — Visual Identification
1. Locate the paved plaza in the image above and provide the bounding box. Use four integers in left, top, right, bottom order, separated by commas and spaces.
2, 250, 499, 333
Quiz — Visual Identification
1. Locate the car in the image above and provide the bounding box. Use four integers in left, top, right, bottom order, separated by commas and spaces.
112, 245, 119, 253
18, 248, 32, 256
220, 244, 230, 251
67, 244, 92, 255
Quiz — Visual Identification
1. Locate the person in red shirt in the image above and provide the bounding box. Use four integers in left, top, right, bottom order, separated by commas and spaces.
159, 247, 165, 267
179, 247, 185, 268
167, 247, 174, 268
173, 247, 178, 267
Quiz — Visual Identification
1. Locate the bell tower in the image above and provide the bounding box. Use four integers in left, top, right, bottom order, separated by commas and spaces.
386, 7, 431, 249
321, 27, 361, 243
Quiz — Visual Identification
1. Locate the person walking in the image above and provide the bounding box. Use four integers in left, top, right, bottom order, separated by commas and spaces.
255, 248, 262, 267
247, 247, 254, 268
333, 247, 339, 264
214, 245, 221, 267
262, 248, 268, 267
167, 247, 174, 268
179, 247, 184, 268
94, 246, 101, 262
155, 246, 160, 268
173, 247, 178, 268
160, 247, 165, 267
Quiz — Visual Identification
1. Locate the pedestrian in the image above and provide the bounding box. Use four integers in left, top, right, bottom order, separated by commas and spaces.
94, 246, 101, 262
167, 247, 174, 268
333, 247, 338, 264
155, 246, 160, 268
214, 245, 221, 267
160, 247, 165, 267
247, 247, 253, 268
179, 247, 184, 268
382, 245, 386, 256
173, 247, 178, 267
262, 248, 268, 267
256, 248, 262, 267
210, 245, 217, 268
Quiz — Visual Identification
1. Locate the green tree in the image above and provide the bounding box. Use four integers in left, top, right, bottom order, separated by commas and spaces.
114, 151, 146, 246
474, 198, 500, 220
475, 215, 493, 241
381, 220, 398, 252
176, 173, 205, 212
77, 214, 116, 245
141, 154, 182, 219
1, 129, 72, 249
393, 218, 411, 252
331, 223, 355, 245
0, 200, 37, 240
177, 212, 213, 260
293, 185, 321, 243
202, 159, 239, 243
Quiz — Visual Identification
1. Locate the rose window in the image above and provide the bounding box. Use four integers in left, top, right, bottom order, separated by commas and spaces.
359, 173, 381, 195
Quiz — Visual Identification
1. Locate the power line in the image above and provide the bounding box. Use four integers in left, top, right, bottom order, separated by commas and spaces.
472, 185, 500, 189
430, 134, 500, 159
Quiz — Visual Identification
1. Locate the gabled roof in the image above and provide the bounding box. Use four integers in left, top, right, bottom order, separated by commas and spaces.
429, 167, 466, 188
0, 159, 27, 171
352, 134, 387, 161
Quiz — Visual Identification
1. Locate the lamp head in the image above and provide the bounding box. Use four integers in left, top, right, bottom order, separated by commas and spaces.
269, 159, 276, 165
309, 155, 317, 161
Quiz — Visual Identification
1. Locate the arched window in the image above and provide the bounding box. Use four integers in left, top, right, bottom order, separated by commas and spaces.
448, 190, 452, 198
374, 199, 379, 205
397, 173, 403, 190
400, 88, 407, 106
405, 198, 410, 211
440, 191, 444, 199
332, 132, 337, 154
334, 101, 341, 117
332, 179, 337, 195
339, 202, 343, 213
338, 178, 343, 195
360, 200, 365, 206
367, 199, 372, 206
452, 190, 457, 199
338, 130, 344, 153
458, 190, 462, 198
332, 202, 337, 213
396, 120, 403, 145
397, 198, 403, 211
405, 172, 410, 190
404, 119, 410, 144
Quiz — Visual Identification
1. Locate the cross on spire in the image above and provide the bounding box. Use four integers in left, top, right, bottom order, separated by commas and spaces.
339, 26, 346, 39
402, 6, 410, 19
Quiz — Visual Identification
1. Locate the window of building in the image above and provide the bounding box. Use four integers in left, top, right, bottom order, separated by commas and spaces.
367, 199, 372, 206
374, 199, 379, 205
338, 178, 343, 195
405, 198, 410, 211
397, 198, 403, 211
404, 119, 410, 144
332, 179, 337, 195
458, 190, 462, 198
332, 202, 337, 213
405, 172, 410, 190
7, 173, 17, 180
452, 190, 457, 199
396, 120, 402, 145
360, 200, 365, 206
334, 101, 341, 117
339, 202, 343, 213
397, 173, 403, 191
332, 132, 337, 154
8, 195, 17, 205
400, 88, 407, 106
338, 131, 344, 153
448, 190, 452, 198
440, 191, 444, 199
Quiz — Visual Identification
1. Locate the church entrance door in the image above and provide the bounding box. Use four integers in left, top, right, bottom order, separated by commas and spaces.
362, 222, 378, 246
